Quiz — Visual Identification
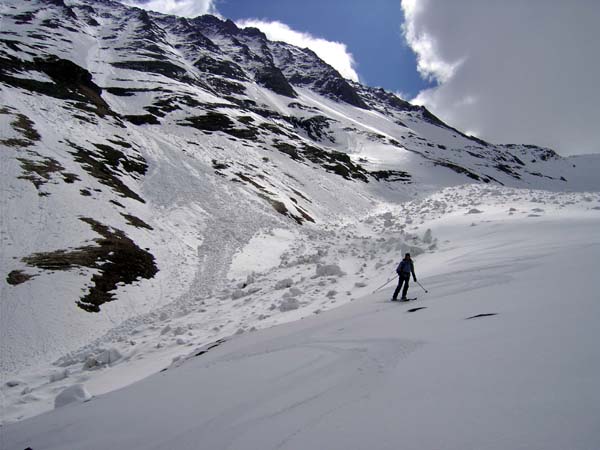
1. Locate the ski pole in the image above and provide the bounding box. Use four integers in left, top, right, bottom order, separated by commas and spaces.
372, 275, 397, 293
416, 280, 428, 293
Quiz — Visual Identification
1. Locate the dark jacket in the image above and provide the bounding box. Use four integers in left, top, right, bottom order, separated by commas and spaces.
396, 259, 416, 279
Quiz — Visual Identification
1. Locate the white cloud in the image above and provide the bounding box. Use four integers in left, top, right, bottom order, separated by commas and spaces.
401, 0, 460, 84
394, 91, 412, 102
401, 0, 600, 155
121, 0, 218, 18
237, 19, 359, 82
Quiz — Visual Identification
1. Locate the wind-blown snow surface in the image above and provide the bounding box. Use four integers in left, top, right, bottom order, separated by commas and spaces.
3, 185, 600, 449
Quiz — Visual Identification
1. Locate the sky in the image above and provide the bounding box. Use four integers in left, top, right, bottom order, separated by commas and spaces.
122, 0, 600, 156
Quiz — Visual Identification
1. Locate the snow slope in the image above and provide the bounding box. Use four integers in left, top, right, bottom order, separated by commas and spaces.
3, 186, 600, 449
2, 0, 599, 376
2, 0, 600, 438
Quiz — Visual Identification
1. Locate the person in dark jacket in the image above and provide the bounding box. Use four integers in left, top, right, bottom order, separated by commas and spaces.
392, 253, 417, 301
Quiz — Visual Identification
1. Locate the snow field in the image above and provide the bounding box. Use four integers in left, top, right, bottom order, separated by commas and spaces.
4, 183, 600, 450
3, 1, 600, 438
2, 184, 599, 427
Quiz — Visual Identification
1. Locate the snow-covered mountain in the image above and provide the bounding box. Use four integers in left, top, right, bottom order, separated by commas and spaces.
1, 0, 600, 431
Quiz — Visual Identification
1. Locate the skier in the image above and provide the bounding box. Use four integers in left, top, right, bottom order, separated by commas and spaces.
391, 253, 417, 301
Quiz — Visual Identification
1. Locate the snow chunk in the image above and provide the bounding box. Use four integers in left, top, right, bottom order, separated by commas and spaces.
96, 348, 122, 365
282, 287, 303, 298
49, 369, 70, 383
315, 264, 345, 278
82, 348, 122, 370
54, 354, 79, 368
275, 278, 294, 289
466, 208, 483, 214
173, 326, 187, 336
422, 229, 433, 244
21, 386, 33, 395
83, 356, 99, 370
231, 289, 247, 299
279, 298, 300, 312
54, 384, 92, 409
231, 286, 260, 299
